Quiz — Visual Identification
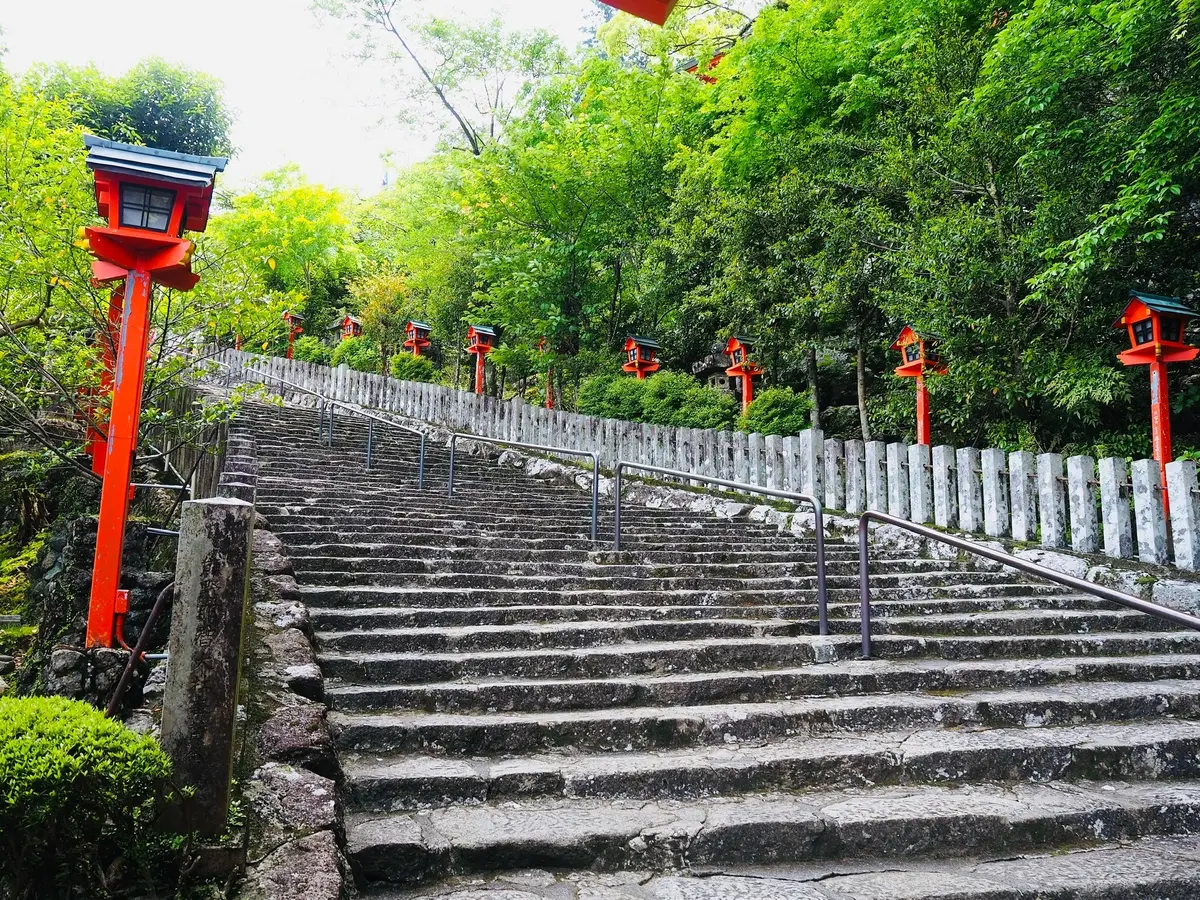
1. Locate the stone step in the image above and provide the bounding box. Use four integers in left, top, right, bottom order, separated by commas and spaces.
309, 595, 1116, 632
329, 677, 1200, 753
318, 632, 1200, 686
316, 609, 1159, 655
358, 834, 1200, 899
344, 719, 1200, 809
298, 583, 1075, 609
346, 778, 1200, 884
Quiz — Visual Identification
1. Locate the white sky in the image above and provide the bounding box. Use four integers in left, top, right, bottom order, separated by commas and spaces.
0, 0, 594, 195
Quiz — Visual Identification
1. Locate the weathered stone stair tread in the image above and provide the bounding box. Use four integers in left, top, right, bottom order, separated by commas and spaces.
346, 778, 1200, 880
359, 834, 1200, 898
329, 678, 1200, 753
344, 719, 1200, 807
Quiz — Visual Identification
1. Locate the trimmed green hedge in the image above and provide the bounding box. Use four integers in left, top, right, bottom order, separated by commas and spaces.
738, 386, 813, 436
0, 696, 173, 898
578, 372, 738, 431
390, 352, 437, 382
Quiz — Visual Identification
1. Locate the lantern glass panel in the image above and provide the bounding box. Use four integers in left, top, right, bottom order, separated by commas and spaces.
1132, 318, 1154, 346
732, 349, 743, 364
629, 348, 637, 362
1160, 317, 1183, 343
120, 184, 176, 232
905, 343, 921, 363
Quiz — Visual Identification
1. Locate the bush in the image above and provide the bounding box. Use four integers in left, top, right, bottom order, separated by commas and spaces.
642, 372, 739, 430
389, 353, 437, 383
739, 386, 813, 436
0, 696, 174, 898
578, 372, 738, 430
330, 336, 383, 374
290, 336, 331, 366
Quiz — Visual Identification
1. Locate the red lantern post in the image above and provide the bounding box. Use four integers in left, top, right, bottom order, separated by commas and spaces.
466, 325, 497, 395
623, 336, 662, 380
80, 136, 227, 649
724, 335, 764, 415
599, 0, 679, 24
1113, 291, 1198, 489
404, 320, 432, 357
890, 326, 948, 446
283, 310, 305, 359
538, 337, 555, 409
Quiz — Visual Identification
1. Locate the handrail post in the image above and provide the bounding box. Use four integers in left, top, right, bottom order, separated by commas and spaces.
858, 515, 872, 659
366, 420, 374, 472
813, 502, 828, 637
447, 436, 457, 498
418, 434, 426, 491
328, 403, 334, 444
591, 454, 600, 542
613, 464, 624, 552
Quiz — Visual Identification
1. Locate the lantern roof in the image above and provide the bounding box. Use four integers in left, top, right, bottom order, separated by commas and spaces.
1114, 291, 1197, 328
408, 320, 432, 331
627, 335, 662, 350
729, 334, 757, 347
470, 324, 498, 338
329, 314, 363, 330
83, 135, 227, 188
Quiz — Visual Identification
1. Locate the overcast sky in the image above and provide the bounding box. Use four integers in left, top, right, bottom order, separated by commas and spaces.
1, 0, 594, 194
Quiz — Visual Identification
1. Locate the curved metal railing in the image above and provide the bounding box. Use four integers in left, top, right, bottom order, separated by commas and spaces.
612, 461, 829, 636
856, 510, 1200, 658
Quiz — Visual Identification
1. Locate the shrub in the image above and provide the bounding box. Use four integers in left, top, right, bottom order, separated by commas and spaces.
0, 696, 174, 898
389, 353, 437, 383
578, 374, 646, 422
739, 386, 813, 436
290, 336, 331, 366
330, 336, 383, 373
642, 372, 738, 430
578, 372, 738, 430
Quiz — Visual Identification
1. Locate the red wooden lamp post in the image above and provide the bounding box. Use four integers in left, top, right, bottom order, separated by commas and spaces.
599, 0, 679, 24
725, 335, 764, 415
80, 135, 227, 649
83, 289, 124, 476
404, 320, 432, 356
890, 326, 947, 446
337, 314, 363, 341
466, 325, 497, 395
623, 336, 662, 380
1113, 291, 1198, 488
283, 310, 304, 359
538, 337, 555, 409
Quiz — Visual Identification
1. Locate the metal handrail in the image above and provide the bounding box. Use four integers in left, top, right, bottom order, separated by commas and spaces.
204, 355, 428, 490
447, 434, 601, 542
613, 461, 829, 636
856, 510, 1200, 659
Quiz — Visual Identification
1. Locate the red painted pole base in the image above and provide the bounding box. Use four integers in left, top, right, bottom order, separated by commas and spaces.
474, 354, 486, 395
916, 375, 931, 446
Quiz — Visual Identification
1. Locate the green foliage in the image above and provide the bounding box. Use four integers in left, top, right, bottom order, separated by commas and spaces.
331, 336, 384, 374
31, 58, 233, 156
292, 336, 332, 366
0, 528, 46, 617
738, 387, 813, 436
0, 697, 174, 899
390, 353, 437, 382
579, 372, 737, 430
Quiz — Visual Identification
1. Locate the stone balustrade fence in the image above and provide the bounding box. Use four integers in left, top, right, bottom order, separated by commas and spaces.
211, 349, 1200, 573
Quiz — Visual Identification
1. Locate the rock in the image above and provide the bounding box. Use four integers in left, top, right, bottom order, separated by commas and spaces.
254, 531, 294, 577
1087, 565, 1148, 598
255, 601, 312, 634
1013, 548, 1090, 580
0, 677, 8, 696
749, 505, 775, 523
715, 501, 749, 520
245, 763, 341, 852
258, 701, 338, 779
89, 647, 129, 699
126, 707, 156, 735
237, 830, 348, 900
265, 629, 323, 701
1151, 578, 1200, 616
497, 450, 525, 468
0, 655, 14, 676
46, 648, 85, 698
873, 524, 924, 555
687, 497, 719, 515
349, 816, 447, 885
254, 512, 272, 531
268, 574, 302, 602
143, 662, 168, 704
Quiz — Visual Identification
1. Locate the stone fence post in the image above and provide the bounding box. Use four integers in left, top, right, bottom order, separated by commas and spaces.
160, 496, 255, 837
1167, 460, 1200, 571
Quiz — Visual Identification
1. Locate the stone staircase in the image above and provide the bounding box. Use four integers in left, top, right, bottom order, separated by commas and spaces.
238, 397, 1200, 899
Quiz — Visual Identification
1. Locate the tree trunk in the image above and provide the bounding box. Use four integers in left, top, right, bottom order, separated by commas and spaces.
857, 346, 871, 442
805, 345, 821, 429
